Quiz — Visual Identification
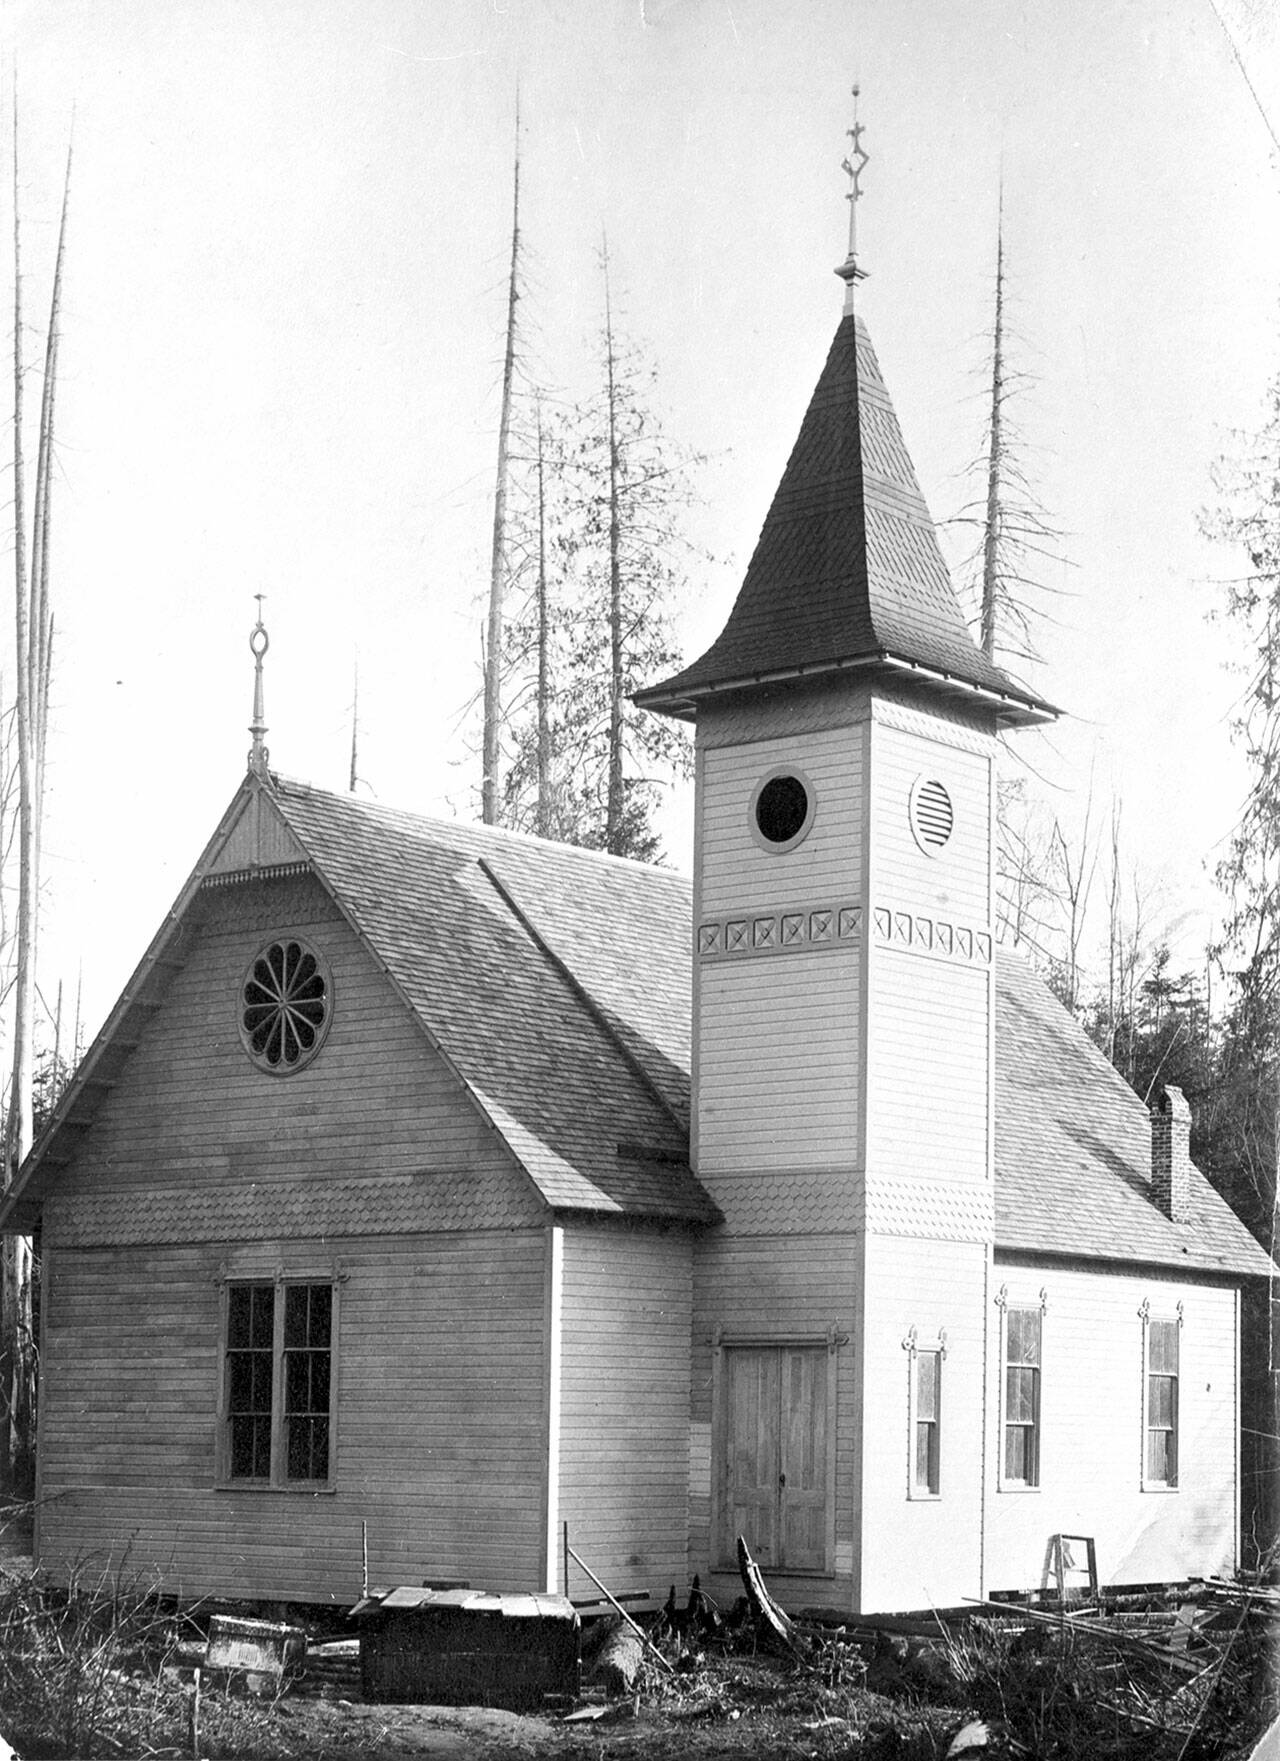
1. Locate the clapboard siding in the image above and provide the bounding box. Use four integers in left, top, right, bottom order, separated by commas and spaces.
39, 1231, 549, 1602
866, 955, 990, 1185
869, 720, 995, 925
857, 1236, 987, 1611
557, 1224, 693, 1599
985, 1263, 1239, 1590
693, 1233, 858, 1609
43, 873, 539, 1245
698, 725, 866, 916
697, 952, 861, 1183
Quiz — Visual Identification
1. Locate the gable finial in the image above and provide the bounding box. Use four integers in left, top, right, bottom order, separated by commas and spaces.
248, 594, 271, 780
836, 84, 870, 311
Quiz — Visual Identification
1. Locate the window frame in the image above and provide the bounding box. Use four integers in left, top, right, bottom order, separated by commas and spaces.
904, 1328, 944, 1500
748, 767, 817, 855
998, 1291, 1044, 1493
238, 937, 334, 1076
1140, 1301, 1182, 1493
217, 1277, 340, 1492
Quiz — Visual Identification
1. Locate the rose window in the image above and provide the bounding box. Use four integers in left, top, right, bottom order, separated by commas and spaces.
239, 939, 332, 1073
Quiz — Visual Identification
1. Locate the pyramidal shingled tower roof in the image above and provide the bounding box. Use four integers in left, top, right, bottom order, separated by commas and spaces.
636, 304, 1059, 726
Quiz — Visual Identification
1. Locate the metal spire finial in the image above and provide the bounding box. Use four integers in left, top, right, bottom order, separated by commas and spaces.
835, 84, 870, 310
248, 595, 270, 779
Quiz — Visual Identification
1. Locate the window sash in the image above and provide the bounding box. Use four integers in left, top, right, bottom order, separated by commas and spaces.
223, 1281, 336, 1487
909, 1349, 942, 1497
1144, 1317, 1179, 1488
1002, 1308, 1041, 1487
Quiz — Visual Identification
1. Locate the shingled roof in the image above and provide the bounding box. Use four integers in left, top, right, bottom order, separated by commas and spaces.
995, 949, 1272, 1277
636, 313, 1058, 726
1, 774, 713, 1234
4, 774, 1270, 1278
269, 778, 704, 1221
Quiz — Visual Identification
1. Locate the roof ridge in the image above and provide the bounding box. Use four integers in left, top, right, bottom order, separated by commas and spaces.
269, 773, 692, 885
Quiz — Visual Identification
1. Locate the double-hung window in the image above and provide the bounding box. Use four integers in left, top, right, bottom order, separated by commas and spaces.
911, 1349, 942, 1496
1144, 1315, 1179, 1489
1003, 1306, 1042, 1488
223, 1281, 336, 1487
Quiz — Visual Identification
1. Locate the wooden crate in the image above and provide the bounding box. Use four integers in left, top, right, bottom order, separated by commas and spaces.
352, 1587, 579, 1711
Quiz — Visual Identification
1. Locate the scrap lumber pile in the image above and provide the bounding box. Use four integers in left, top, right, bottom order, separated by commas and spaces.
639, 1541, 1280, 1758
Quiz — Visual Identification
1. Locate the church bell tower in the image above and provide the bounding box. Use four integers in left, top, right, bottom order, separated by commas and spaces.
636, 105, 1059, 1612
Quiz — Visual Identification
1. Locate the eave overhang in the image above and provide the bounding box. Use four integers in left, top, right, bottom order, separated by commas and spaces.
635, 647, 1061, 728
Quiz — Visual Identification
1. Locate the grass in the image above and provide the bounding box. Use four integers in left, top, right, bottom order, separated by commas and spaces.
0, 1560, 293, 1759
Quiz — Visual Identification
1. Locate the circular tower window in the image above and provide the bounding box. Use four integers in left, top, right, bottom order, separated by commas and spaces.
239, 938, 332, 1073
751, 769, 815, 853
909, 777, 954, 854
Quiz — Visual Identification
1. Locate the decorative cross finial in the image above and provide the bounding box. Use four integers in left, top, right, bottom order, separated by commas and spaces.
835, 84, 870, 309
248, 595, 270, 779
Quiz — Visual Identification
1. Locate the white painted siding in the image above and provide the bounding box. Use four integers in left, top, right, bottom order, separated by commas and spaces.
869, 719, 995, 927
866, 954, 990, 1187
857, 1236, 988, 1611
985, 1264, 1239, 1591
692, 1233, 859, 1609
557, 1224, 694, 1601
698, 726, 866, 916
697, 951, 861, 1182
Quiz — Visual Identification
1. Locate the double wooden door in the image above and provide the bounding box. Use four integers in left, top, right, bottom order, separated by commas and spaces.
720, 1345, 828, 1573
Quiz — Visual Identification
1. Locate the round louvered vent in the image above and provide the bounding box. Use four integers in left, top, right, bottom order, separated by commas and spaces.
239, 938, 332, 1073
910, 778, 954, 854
751, 769, 815, 852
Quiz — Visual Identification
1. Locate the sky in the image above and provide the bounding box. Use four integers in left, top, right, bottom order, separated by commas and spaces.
5, 0, 1280, 1048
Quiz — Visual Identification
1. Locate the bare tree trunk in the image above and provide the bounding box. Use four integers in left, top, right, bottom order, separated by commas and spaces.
1106, 802, 1122, 1064
980, 213, 1005, 662
1050, 787, 1096, 1013
601, 245, 624, 854
9, 104, 33, 1184
1, 120, 71, 1494
482, 104, 521, 826
2, 106, 34, 1495
348, 662, 359, 793
534, 399, 551, 837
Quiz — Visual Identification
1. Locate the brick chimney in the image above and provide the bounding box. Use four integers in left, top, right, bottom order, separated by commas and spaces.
1151, 1087, 1192, 1224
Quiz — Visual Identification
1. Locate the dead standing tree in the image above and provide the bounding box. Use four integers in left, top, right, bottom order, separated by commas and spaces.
0, 122, 71, 1493
947, 205, 1070, 960
955, 205, 1064, 675
481, 100, 522, 827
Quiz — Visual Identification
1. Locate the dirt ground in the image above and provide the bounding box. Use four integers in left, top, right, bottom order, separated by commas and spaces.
160, 1656, 968, 1761
0, 1512, 1273, 1761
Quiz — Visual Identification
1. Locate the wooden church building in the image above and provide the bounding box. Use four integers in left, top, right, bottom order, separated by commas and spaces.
1, 235, 1272, 1616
